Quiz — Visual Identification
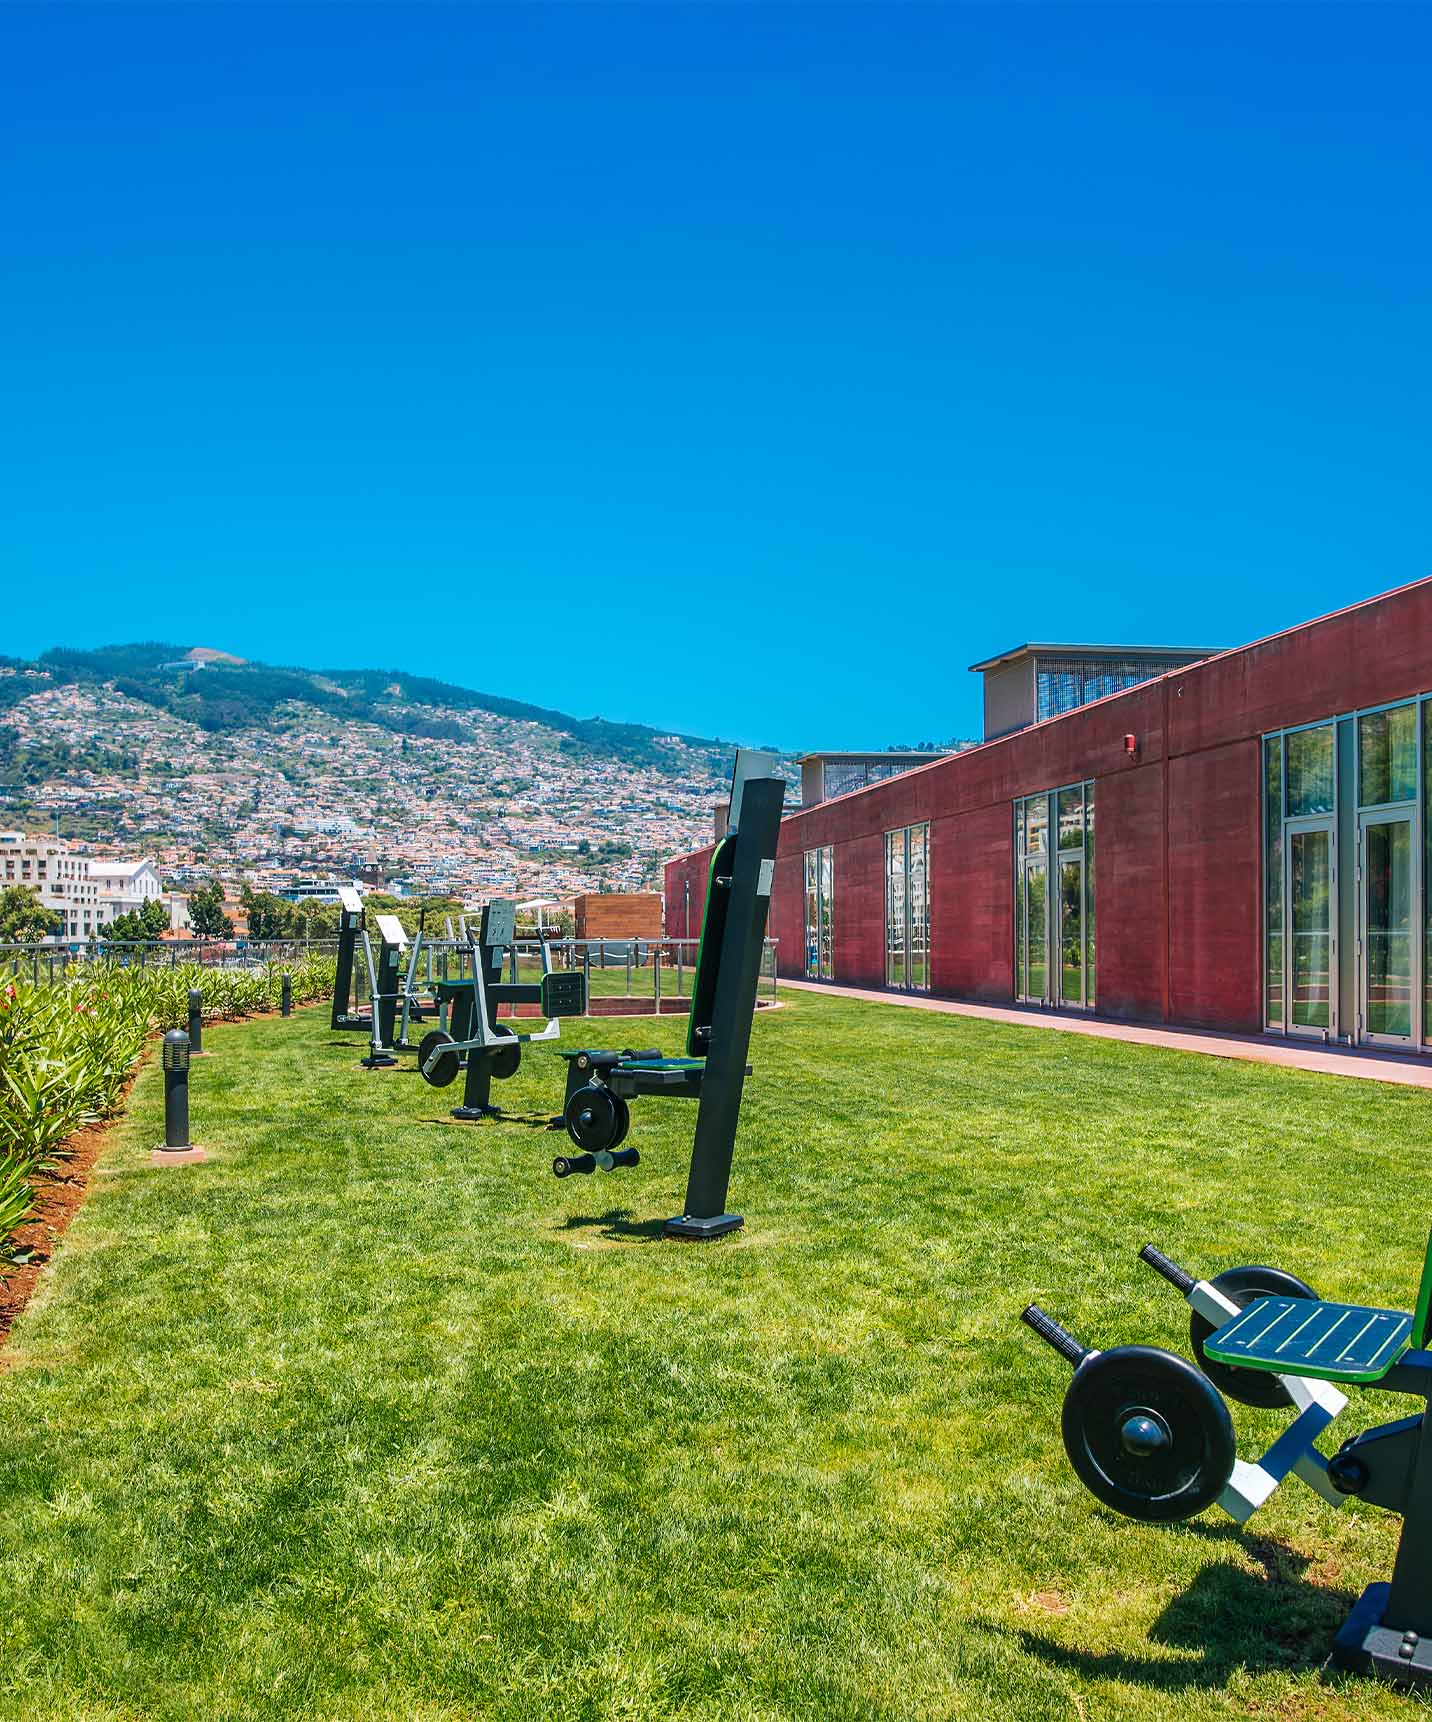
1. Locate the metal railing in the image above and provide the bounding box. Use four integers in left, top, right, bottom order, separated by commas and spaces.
421, 937, 780, 1008
0, 937, 340, 983
0, 934, 780, 1006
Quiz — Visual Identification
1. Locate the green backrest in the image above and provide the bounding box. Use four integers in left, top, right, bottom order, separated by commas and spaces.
685, 834, 737, 1059
1411, 1227, 1432, 1350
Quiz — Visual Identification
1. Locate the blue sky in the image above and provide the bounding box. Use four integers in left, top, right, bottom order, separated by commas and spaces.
3, 5, 1429, 750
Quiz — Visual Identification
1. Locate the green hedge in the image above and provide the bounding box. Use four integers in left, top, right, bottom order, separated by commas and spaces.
0, 955, 336, 1255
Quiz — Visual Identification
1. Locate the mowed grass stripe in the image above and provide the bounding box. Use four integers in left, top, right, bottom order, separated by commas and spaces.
0, 993, 1420, 1719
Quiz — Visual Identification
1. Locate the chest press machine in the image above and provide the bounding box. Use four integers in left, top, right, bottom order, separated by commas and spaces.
416, 901, 587, 1121
1023, 1233, 1432, 1692
551, 750, 785, 1241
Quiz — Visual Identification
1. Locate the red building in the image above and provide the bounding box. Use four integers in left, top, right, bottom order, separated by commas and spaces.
665, 577, 1432, 1052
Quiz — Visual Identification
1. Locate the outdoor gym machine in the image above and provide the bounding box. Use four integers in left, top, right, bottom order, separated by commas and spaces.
358, 912, 412, 1069
331, 885, 369, 1031
416, 901, 587, 1121
551, 749, 785, 1241
1022, 1234, 1432, 1691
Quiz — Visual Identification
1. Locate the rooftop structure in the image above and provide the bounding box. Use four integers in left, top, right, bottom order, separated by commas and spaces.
798, 751, 952, 811
969, 643, 1214, 741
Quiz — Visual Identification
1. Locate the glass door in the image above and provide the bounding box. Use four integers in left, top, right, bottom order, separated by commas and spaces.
885, 825, 929, 992
885, 832, 906, 989
1021, 859, 1048, 1002
1059, 855, 1084, 1007
1285, 822, 1334, 1036
1360, 811, 1416, 1044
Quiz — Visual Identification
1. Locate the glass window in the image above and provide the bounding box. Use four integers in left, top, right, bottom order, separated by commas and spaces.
1264, 736, 1283, 1027
1359, 704, 1417, 807
1057, 786, 1084, 852
909, 823, 929, 992
1025, 794, 1047, 855
885, 831, 906, 989
1425, 704, 1432, 1043
1286, 725, 1335, 817
1085, 785, 1096, 1008
1035, 656, 1196, 721
1014, 858, 1025, 996
885, 823, 930, 992
803, 847, 834, 980
1015, 783, 1093, 1008
1365, 818, 1413, 1038
819, 849, 833, 980
1289, 828, 1332, 1029
1026, 865, 1047, 1000
1060, 859, 1083, 1005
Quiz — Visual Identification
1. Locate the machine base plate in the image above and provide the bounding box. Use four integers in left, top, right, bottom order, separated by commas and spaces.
1332, 1583, 1432, 1690
664, 1212, 744, 1240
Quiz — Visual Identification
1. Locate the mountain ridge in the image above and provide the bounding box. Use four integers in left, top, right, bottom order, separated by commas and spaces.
6, 643, 744, 771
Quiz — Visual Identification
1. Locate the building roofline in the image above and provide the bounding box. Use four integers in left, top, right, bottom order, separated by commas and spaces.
966, 643, 1217, 673
663, 573, 1432, 865
794, 750, 951, 765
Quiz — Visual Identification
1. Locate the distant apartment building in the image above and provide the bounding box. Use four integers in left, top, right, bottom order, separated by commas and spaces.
0, 833, 167, 940
0, 832, 100, 939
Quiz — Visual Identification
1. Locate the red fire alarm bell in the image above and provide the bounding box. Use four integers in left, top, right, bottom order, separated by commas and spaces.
1124, 733, 1138, 757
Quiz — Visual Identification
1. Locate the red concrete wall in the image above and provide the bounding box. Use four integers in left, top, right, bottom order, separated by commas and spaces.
663, 577, 1432, 1035
930, 804, 1015, 1002
1166, 740, 1263, 1030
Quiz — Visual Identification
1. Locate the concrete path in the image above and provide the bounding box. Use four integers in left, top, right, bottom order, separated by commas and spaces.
778, 978, 1432, 1090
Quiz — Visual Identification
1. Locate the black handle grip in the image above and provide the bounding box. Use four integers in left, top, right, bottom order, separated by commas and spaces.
1139, 1244, 1196, 1296
553, 1153, 596, 1179
1021, 1304, 1090, 1369
621, 1048, 662, 1062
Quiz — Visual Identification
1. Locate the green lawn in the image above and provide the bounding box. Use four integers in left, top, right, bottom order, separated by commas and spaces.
0, 990, 1425, 1720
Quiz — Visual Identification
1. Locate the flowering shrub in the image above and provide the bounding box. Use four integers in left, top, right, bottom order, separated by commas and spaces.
0, 955, 335, 1255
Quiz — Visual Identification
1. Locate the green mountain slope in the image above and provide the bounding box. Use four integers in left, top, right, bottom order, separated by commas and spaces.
2, 644, 734, 771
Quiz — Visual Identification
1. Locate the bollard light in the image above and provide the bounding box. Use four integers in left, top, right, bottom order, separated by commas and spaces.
280, 971, 292, 1017
160, 1029, 191, 1150
187, 988, 203, 1054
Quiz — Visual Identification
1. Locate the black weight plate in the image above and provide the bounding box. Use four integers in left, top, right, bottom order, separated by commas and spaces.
610, 1093, 631, 1149
489, 1022, 520, 1081
419, 1030, 461, 1089
1062, 1345, 1236, 1524
565, 1084, 621, 1153
1191, 1265, 1319, 1410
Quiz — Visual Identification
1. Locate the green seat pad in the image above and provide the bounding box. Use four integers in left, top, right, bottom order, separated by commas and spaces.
617, 1057, 705, 1072
1205, 1295, 1414, 1385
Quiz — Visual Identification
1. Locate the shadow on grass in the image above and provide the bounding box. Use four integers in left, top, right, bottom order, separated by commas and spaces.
559, 1209, 669, 1242
1011, 1532, 1358, 1692
416, 1112, 559, 1129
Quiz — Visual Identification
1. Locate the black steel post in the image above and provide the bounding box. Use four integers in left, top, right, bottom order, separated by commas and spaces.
452, 934, 505, 1120
667, 772, 785, 1238
161, 1030, 191, 1148
281, 971, 292, 1017
331, 908, 361, 1030
187, 988, 203, 1054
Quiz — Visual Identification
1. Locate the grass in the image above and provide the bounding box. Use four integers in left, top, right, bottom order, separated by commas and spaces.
0, 989, 1427, 1719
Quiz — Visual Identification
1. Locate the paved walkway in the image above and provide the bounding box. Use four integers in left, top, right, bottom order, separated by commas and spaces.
778, 978, 1432, 1090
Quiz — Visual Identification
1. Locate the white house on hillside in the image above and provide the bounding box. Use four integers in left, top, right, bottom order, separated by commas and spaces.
90, 859, 163, 920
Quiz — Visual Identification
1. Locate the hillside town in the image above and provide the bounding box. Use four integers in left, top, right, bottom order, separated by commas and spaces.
0, 663, 758, 936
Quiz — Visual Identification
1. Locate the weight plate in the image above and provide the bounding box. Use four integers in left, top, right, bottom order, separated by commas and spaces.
1062, 1345, 1236, 1523
419, 1030, 461, 1089
489, 1022, 520, 1081
610, 1093, 631, 1148
1191, 1265, 1319, 1409
564, 1084, 620, 1153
